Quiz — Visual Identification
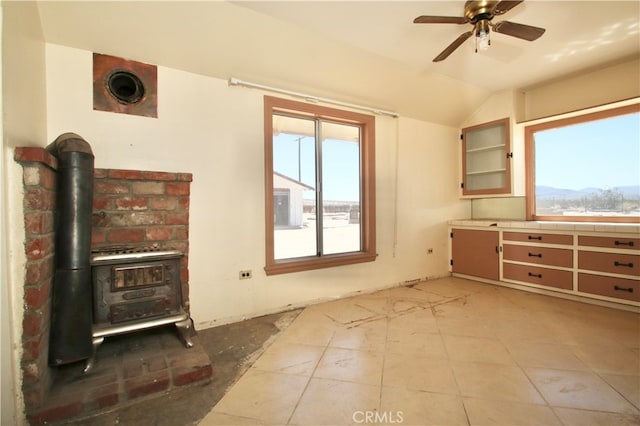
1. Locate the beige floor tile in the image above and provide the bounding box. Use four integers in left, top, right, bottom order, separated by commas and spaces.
251, 341, 325, 376
416, 278, 485, 298
572, 343, 640, 376
211, 369, 308, 424
463, 397, 561, 426
386, 299, 427, 316
499, 290, 567, 313
386, 330, 448, 357
386, 285, 452, 304
351, 296, 391, 316
507, 341, 590, 371
471, 305, 528, 322
429, 296, 472, 318
198, 411, 264, 425
365, 286, 412, 300
314, 347, 384, 386
490, 320, 560, 344
599, 373, 640, 409
277, 311, 336, 347
200, 277, 640, 426
452, 361, 545, 404
525, 367, 639, 414
455, 292, 520, 316
436, 316, 495, 339
553, 407, 640, 426
381, 387, 467, 426
443, 335, 515, 365
532, 314, 587, 345
330, 319, 388, 352
387, 308, 439, 334
308, 298, 379, 325
383, 353, 459, 395
556, 321, 640, 349
289, 378, 380, 425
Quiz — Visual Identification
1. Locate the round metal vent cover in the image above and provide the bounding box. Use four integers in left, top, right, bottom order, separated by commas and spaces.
93, 53, 158, 117
106, 70, 145, 105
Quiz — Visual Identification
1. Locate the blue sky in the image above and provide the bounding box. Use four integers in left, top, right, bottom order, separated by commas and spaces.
273, 134, 360, 202
535, 112, 639, 190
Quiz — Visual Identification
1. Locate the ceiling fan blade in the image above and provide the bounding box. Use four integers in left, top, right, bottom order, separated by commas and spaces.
414, 15, 468, 24
493, 1, 524, 15
433, 31, 473, 62
492, 20, 545, 41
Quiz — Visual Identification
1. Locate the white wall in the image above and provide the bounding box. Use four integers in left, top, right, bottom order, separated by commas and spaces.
43, 44, 469, 329
2, 1, 48, 423
522, 58, 640, 121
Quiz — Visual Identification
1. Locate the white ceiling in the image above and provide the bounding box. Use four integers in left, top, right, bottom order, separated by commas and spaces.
36, 1, 640, 126
236, 1, 640, 92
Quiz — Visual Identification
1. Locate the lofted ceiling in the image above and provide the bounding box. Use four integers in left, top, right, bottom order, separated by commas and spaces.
36, 1, 640, 126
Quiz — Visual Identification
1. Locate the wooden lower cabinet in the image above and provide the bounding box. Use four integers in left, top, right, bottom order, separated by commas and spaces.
451, 228, 499, 281
503, 244, 573, 268
578, 251, 639, 276
578, 235, 640, 250
503, 263, 573, 290
450, 225, 639, 307
503, 232, 573, 245
578, 273, 640, 302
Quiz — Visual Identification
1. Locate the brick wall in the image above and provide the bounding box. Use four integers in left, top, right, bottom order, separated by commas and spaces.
91, 168, 192, 309
15, 148, 58, 412
14, 147, 192, 418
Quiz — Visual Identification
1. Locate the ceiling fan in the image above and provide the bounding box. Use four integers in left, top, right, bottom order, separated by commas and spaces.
414, 0, 545, 62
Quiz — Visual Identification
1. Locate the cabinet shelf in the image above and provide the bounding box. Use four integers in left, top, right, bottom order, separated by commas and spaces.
466, 168, 507, 176
466, 144, 506, 154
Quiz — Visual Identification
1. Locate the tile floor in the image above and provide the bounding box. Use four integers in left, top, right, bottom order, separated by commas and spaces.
199, 277, 640, 425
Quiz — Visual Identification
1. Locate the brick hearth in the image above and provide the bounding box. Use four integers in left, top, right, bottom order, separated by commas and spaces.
15, 147, 212, 424
28, 328, 212, 424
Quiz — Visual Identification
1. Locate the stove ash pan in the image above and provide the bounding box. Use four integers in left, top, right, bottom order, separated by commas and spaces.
86, 250, 193, 372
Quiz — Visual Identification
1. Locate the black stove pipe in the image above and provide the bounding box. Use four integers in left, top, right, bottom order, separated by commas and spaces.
46, 133, 95, 365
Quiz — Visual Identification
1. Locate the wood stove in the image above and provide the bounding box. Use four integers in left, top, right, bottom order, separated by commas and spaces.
86, 248, 193, 372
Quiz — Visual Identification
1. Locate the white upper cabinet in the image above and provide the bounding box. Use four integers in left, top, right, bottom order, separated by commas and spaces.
461, 117, 511, 197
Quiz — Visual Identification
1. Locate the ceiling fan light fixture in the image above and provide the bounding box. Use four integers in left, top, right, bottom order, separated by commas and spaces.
475, 20, 491, 52
415, 1, 545, 62
478, 29, 491, 50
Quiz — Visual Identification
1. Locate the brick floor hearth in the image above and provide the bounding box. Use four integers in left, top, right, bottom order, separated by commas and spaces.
27, 326, 212, 424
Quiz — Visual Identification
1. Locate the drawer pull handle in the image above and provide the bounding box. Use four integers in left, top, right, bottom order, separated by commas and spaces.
615, 240, 635, 247
528, 272, 542, 278
528, 252, 542, 258
528, 236, 542, 241
614, 285, 634, 293
614, 261, 634, 268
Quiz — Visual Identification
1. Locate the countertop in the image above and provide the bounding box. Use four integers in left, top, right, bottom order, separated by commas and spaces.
448, 219, 640, 235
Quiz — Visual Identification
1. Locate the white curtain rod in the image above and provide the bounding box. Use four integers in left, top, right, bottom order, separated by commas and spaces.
228, 77, 399, 118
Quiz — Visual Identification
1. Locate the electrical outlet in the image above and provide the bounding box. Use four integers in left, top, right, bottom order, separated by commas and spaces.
239, 270, 252, 280
427, 248, 434, 254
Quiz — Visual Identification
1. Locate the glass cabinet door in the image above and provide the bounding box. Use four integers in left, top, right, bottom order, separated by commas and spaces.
461, 118, 511, 196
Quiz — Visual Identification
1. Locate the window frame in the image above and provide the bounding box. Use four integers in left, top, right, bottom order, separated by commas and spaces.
525, 102, 640, 223
264, 96, 377, 275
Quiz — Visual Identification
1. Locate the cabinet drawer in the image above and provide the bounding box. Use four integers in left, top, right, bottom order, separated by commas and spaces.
503, 232, 572, 245
578, 251, 640, 276
578, 273, 640, 302
503, 244, 573, 268
578, 235, 639, 251
503, 263, 573, 290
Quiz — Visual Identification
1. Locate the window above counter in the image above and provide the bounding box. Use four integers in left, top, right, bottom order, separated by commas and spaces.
524, 102, 640, 223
